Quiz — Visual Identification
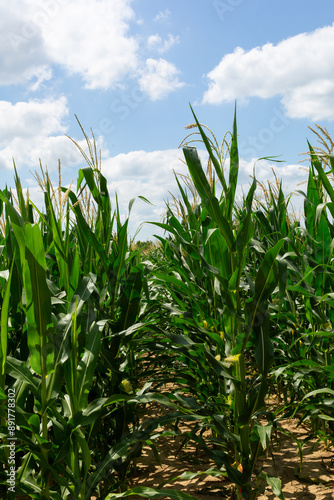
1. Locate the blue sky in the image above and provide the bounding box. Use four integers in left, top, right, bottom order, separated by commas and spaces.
1, 0, 334, 240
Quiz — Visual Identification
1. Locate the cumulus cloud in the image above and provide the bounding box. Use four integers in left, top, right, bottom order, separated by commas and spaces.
281, 81, 334, 121
138, 58, 185, 100
0, 2, 50, 86
203, 23, 334, 120
147, 34, 179, 54
1, 1, 184, 99
40, 0, 138, 90
44, 0, 139, 89
0, 97, 85, 171
103, 148, 186, 186
1, 0, 138, 89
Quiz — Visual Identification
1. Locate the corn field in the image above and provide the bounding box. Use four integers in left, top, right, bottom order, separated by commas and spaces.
0, 106, 333, 500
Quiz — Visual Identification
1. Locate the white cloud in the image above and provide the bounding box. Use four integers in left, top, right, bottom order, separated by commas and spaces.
154, 9, 171, 22
203, 23, 334, 120
0, 97, 67, 145
103, 148, 186, 185
139, 58, 185, 100
41, 0, 138, 90
147, 34, 162, 50
147, 33, 179, 54
28, 66, 53, 91
0, 2, 50, 86
1, 0, 139, 90
0, 97, 85, 171
1, 1, 184, 99
101, 148, 188, 239
282, 81, 334, 121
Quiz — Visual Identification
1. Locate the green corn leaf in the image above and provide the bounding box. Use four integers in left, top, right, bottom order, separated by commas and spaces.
28, 414, 40, 434
165, 468, 223, 484
85, 435, 144, 496
13, 160, 27, 221
189, 104, 228, 195
118, 268, 143, 330
236, 175, 256, 260
301, 388, 334, 401
245, 239, 286, 359
0, 190, 25, 262
309, 142, 334, 215
46, 275, 98, 405
315, 201, 334, 226
277, 256, 288, 307
5, 357, 39, 396
17, 475, 43, 496
211, 414, 240, 443
54, 436, 71, 465
77, 320, 107, 409
255, 423, 272, 451
24, 223, 54, 376
73, 431, 91, 479
65, 189, 109, 273
77, 166, 100, 201
226, 104, 239, 222
261, 472, 285, 500
304, 167, 318, 239
78, 166, 113, 242
0, 258, 14, 381
248, 239, 285, 317
70, 397, 108, 429
254, 310, 274, 376
69, 248, 80, 301
44, 180, 70, 293
104, 392, 177, 410
183, 146, 234, 251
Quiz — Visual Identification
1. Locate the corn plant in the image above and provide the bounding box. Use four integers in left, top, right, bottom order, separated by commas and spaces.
272, 147, 334, 448
0, 127, 166, 499
136, 105, 287, 499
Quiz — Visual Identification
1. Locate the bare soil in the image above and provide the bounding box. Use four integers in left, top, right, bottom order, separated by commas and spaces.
126, 401, 334, 500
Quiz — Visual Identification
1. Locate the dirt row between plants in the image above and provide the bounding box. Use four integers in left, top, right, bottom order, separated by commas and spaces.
126, 402, 334, 500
